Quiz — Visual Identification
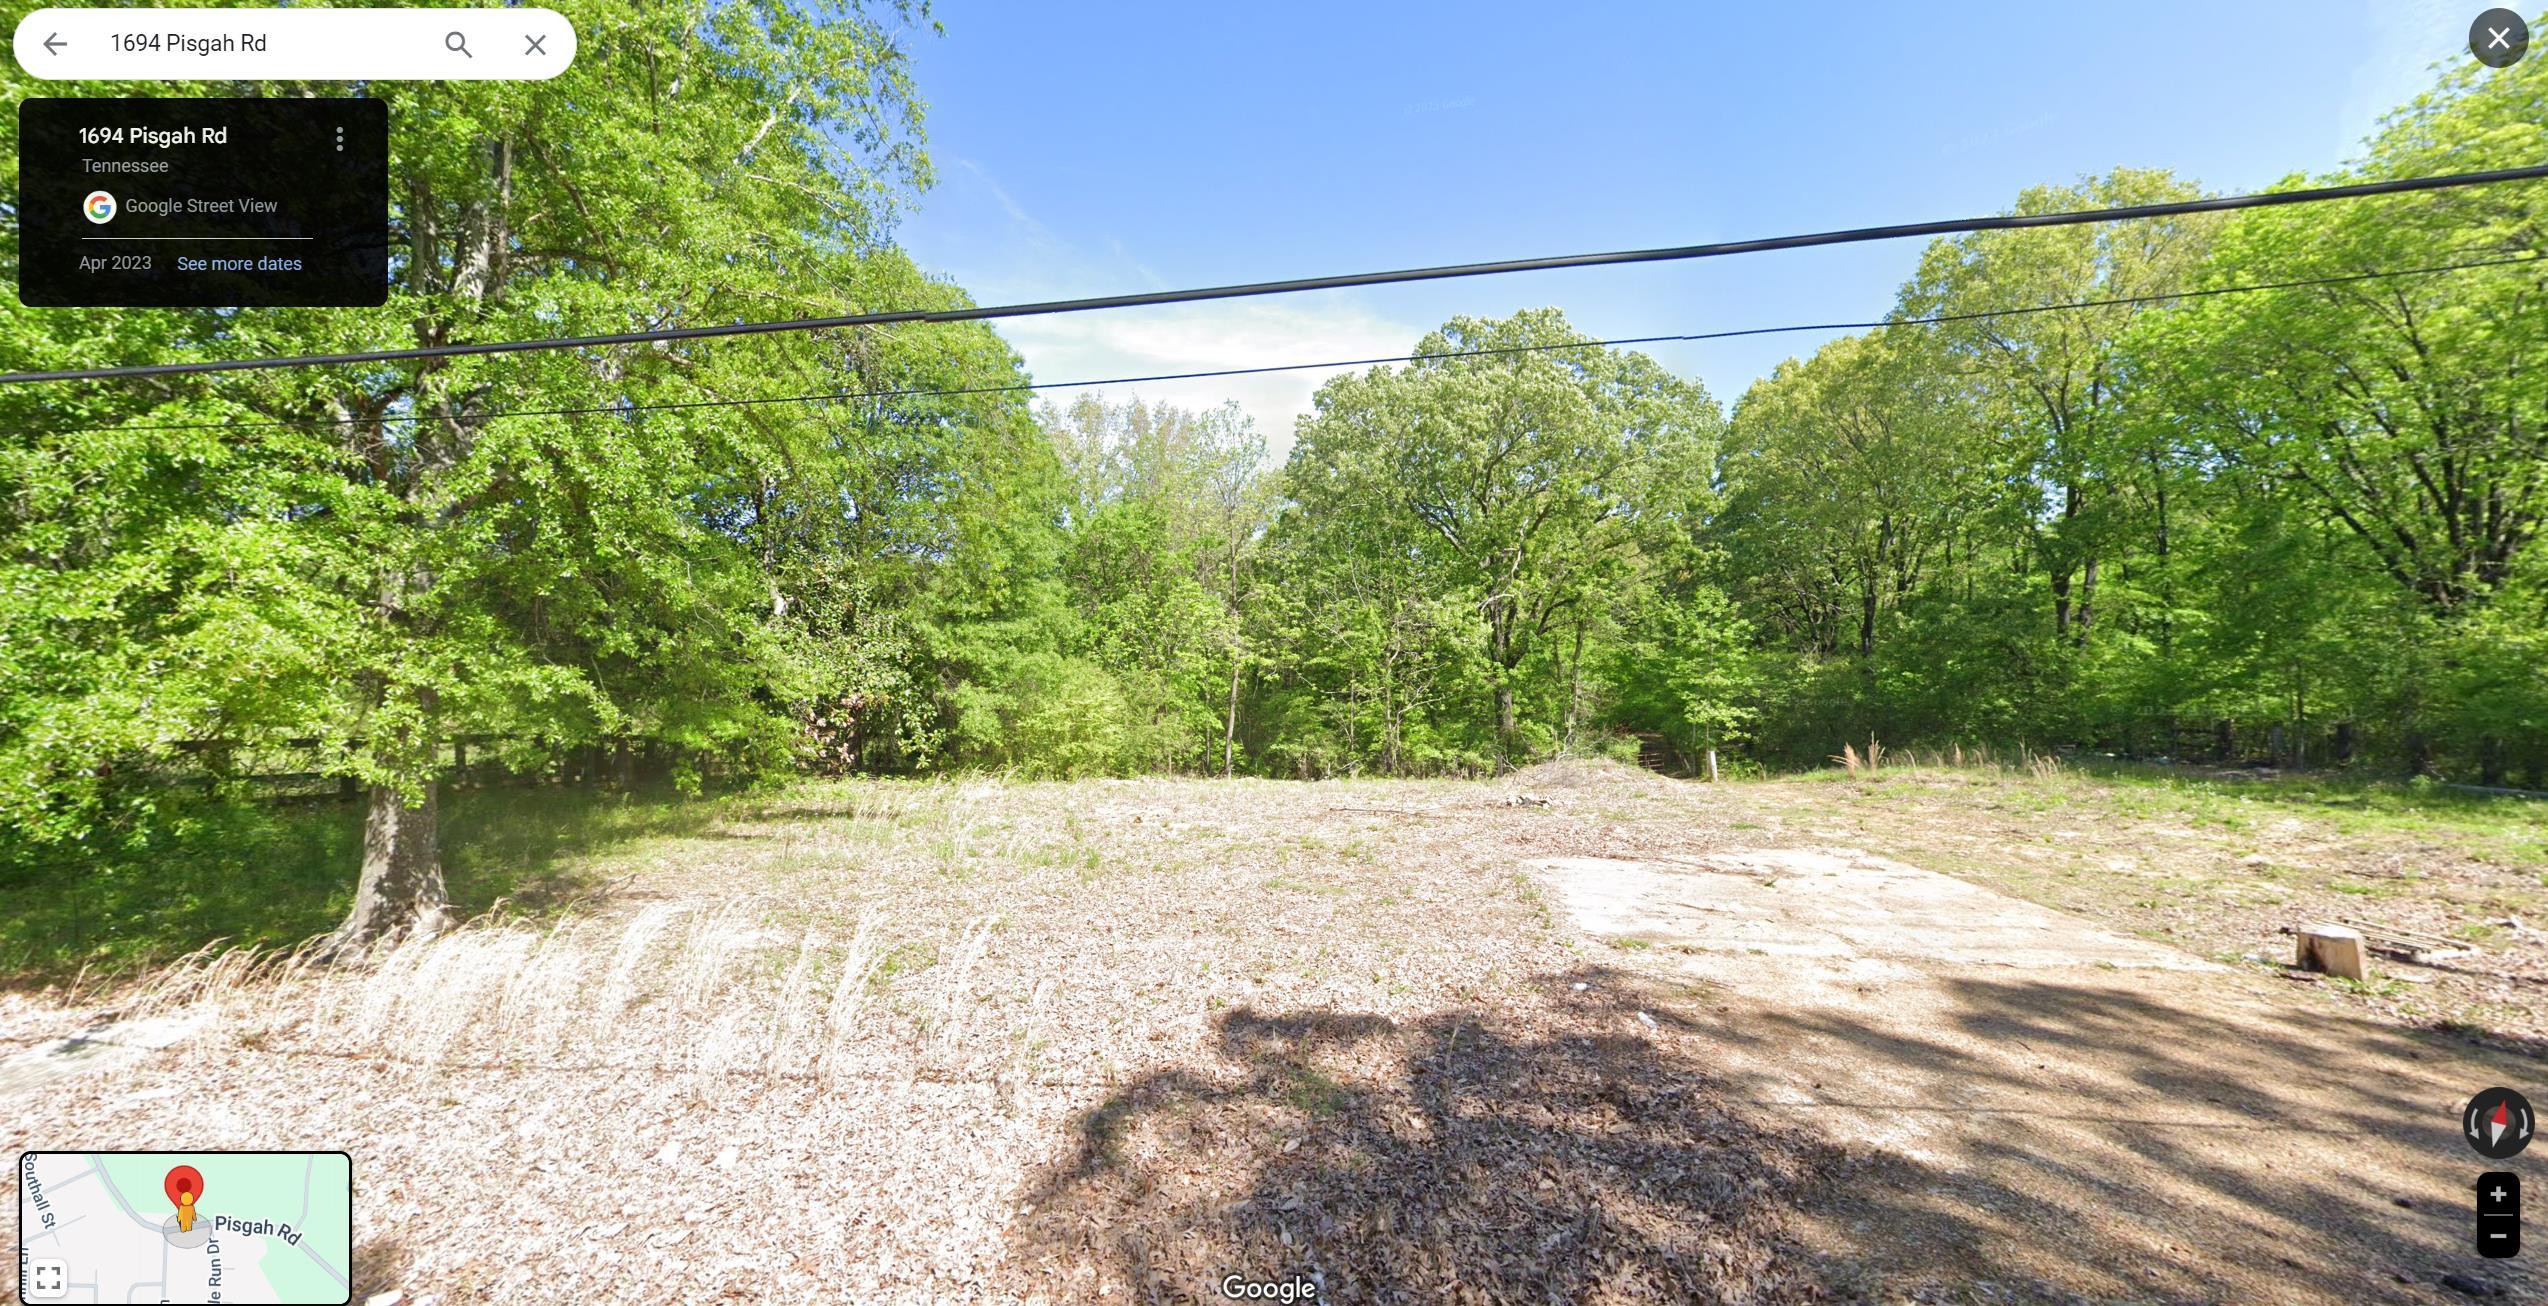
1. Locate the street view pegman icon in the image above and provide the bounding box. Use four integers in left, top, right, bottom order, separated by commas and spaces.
164, 1164, 205, 1233
2462, 1087, 2533, 1160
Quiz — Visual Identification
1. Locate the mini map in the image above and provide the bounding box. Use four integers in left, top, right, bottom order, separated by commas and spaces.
19, 1152, 351, 1304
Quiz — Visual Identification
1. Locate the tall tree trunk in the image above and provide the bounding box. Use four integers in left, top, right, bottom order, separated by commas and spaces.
2150, 452, 2174, 655
1223, 536, 1244, 779
1866, 512, 1893, 656
1222, 643, 1242, 779
1488, 599, 1520, 756
323, 779, 454, 960
2049, 481, 2083, 639
1562, 619, 1586, 742
2405, 728, 2434, 778
2074, 554, 2099, 643
317, 135, 503, 962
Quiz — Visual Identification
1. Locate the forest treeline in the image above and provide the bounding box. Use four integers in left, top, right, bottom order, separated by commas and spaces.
2, 2, 2541, 943
994, 51, 2548, 786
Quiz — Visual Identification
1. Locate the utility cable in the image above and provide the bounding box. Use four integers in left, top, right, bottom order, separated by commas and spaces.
5, 163, 2543, 385
28, 250, 2541, 439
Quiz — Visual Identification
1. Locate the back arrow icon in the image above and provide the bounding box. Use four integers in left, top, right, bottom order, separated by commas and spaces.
43, 33, 64, 54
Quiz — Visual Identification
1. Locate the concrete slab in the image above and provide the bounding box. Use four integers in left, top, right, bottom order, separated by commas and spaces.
0, 1012, 205, 1098
1537, 848, 2219, 973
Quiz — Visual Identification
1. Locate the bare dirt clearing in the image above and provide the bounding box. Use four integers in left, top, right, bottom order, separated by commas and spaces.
4, 762, 2539, 1303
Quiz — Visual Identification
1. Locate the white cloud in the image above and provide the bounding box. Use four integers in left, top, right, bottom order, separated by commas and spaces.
917, 159, 1426, 445
998, 299, 1427, 450
947, 156, 1059, 250
2339, 0, 2462, 163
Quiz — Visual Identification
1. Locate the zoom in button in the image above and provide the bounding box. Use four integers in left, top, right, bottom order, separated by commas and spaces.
2477, 1171, 2520, 1259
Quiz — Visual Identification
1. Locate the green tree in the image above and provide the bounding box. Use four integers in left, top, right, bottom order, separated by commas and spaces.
1282, 310, 1720, 762
1040, 396, 1274, 773
1902, 169, 2215, 647
1717, 330, 1974, 661
2130, 56, 2546, 615
1605, 585, 1764, 769
0, 0, 995, 955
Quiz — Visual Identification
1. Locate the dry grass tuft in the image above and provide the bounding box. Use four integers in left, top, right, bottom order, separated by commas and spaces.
1832, 736, 1886, 777
1834, 740, 2065, 780
122, 904, 942, 1090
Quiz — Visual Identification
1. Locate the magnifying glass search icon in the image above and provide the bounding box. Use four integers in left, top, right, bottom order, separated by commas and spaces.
445, 30, 471, 57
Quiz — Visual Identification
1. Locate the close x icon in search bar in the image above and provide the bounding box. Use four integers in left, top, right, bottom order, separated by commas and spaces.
12, 8, 577, 80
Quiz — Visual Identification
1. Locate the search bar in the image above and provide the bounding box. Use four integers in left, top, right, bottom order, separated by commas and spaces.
13, 8, 576, 81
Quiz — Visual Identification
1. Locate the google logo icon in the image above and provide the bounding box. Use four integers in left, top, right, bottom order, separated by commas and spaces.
83, 190, 117, 224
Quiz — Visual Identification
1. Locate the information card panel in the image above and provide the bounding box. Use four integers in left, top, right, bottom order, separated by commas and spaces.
18, 97, 388, 307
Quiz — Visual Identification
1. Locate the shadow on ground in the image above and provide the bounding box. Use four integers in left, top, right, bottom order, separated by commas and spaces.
348, 1229, 412, 1300
1693, 969, 2537, 1303
1013, 973, 1843, 1302
1010, 967, 2536, 1304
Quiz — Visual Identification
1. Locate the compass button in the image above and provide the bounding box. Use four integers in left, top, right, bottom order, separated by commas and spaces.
2462, 1086, 2534, 1161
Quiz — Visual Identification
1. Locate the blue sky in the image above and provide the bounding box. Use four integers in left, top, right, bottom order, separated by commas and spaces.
893, 0, 2484, 444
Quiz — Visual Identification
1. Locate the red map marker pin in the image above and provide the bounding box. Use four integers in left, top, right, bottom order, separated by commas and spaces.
164, 1164, 203, 1206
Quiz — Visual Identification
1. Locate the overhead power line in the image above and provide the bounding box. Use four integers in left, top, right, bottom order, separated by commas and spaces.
6, 163, 2545, 386
32, 251, 2541, 439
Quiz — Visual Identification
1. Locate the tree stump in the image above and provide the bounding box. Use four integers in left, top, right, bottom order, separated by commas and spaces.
2296, 923, 2369, 982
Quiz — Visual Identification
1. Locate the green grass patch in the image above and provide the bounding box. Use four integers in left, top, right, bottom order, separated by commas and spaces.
2058, 764, 2548, 862
1769, 760, 2547, 874
1025, 839, 1104, 872
0, 782, 731, 982
1282, 1064, 1351, 1117
869, 938, 941, 989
